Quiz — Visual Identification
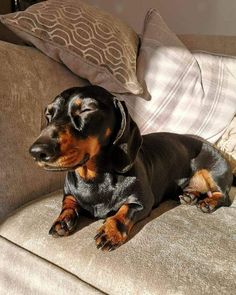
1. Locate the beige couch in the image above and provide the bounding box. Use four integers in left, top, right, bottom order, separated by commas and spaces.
0, 34, 236, 295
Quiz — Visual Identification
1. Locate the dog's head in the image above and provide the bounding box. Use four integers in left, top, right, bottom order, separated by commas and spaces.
29, 86, 142, 174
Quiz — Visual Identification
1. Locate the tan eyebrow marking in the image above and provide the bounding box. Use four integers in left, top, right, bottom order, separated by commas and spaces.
73, 98, 82, 107
104, 128, 111, 138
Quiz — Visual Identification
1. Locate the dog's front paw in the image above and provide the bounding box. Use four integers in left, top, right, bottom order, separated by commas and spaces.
49, 209, 78, 237
94, 217, 128, 251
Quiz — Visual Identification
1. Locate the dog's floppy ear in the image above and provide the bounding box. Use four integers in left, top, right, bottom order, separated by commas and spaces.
112, 99, 142, 173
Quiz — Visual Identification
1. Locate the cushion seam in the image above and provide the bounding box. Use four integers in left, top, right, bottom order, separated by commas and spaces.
0, 235, 108, 295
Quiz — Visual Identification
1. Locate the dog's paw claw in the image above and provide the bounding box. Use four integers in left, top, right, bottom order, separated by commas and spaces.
179, 192, 198, 205
94, 230, 104, 240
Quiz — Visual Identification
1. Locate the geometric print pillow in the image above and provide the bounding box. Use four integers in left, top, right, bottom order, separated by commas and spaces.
0, 0, 142, 95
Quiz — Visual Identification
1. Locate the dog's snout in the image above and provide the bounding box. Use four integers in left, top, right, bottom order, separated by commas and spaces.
29, 141, 58, 162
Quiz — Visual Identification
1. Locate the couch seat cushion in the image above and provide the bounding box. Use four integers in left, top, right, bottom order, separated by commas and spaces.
1, 188, 236, 295
0, 236, 103, 295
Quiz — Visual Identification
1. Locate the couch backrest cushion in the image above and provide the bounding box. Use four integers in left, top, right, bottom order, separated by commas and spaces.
0, 41, 89, 221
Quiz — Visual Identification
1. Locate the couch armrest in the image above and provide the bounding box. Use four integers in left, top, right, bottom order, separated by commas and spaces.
0, 41, 88, 222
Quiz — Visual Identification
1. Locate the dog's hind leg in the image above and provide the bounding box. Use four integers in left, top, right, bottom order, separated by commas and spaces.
180, 168, 231, 213
179, 169, 216, 206
180, 141, 233, 213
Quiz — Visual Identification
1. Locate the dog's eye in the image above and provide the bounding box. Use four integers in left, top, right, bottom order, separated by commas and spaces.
45, 109, 54, 123
46, 114, 52, 123
80, 108, 93, 114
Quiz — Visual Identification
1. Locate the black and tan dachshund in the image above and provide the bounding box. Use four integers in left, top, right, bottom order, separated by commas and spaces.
29, 86, 233, 251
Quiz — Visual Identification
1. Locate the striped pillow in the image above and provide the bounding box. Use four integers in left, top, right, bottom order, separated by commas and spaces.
122, 9, 236, 143
0, 0, 142, 95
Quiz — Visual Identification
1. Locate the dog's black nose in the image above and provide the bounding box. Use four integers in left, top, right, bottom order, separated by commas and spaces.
29, 142, 58, 162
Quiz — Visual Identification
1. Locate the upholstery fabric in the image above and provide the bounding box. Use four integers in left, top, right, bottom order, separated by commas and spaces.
0, 41, 88, 222
179, 34, 236, 56
216, 116, 236, 175
0, 188, 235, 295
122, 9, 236, 143
0, 23, 26, 45
0, 237, 104, 295
0, 0, 142, 95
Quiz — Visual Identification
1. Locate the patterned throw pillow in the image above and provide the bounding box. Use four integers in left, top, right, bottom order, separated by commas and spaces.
0, 0, 142, 95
